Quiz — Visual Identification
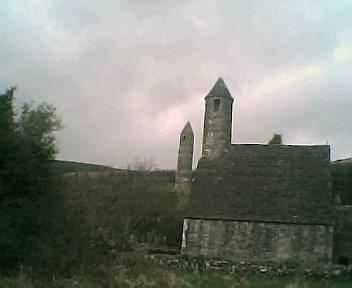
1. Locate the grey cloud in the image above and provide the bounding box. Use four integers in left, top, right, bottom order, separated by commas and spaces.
1, 0, 351, 168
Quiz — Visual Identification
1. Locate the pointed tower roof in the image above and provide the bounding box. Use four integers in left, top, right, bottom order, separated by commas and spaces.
182, 121, 193, 133
205, 77, 233, 100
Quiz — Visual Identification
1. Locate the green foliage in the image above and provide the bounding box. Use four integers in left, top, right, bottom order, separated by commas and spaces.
36, 171, 182, 277
0, 198, 41, 272
0, 88, 62, 273
268, 133, 283, 145
1, 265, 352, 288
0, 87, 16, 195
15, 102, 61, 196
19, 102, 62, 157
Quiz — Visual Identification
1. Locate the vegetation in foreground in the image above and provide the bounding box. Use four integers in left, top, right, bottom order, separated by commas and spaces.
0, 87, 62, 273
0, 252, 351, 288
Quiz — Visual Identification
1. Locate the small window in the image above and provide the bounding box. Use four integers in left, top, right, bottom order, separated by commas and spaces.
183, 135, 186, 140
213, 99, 220, 111
339, 257, 349, 266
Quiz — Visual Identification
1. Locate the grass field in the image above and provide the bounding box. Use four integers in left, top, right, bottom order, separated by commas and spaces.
176, 271, 352, 287
1, 268, 351, 287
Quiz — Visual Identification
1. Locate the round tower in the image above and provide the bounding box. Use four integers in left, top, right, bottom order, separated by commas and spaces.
202, 78, 234, 159
175, 122, 194, 208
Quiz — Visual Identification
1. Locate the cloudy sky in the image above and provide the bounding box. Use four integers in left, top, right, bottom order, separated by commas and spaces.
1, 0, 351, 169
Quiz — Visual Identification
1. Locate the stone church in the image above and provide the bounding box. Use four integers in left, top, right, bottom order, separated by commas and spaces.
175, 78, 351, 265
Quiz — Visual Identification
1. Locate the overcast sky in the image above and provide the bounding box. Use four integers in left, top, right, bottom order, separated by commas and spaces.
1, 0, 352, 169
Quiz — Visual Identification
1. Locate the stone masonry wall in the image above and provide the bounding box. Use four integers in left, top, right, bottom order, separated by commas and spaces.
175, 123, 194, 209
332, 161, 352, 204
202, 96, 233, 160
182, 218, 333, 264
333, 205, 352, 265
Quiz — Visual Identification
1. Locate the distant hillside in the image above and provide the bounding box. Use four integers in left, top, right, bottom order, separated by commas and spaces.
51, 160, 120, 174
51, 159, 176, 185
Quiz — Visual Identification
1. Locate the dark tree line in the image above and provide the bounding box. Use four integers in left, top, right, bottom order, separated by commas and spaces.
0, 87, 62, 273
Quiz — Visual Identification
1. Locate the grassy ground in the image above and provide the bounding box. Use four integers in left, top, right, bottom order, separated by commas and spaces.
177, 271, 352, 287
1, 268, 351, 288
1, 245, 350, 287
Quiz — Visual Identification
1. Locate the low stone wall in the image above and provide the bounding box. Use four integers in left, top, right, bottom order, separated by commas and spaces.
182, 218, 333, 264
151, 254, 352, 280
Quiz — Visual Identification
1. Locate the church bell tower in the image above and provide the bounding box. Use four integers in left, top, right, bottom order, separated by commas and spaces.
202, 78, 234, 159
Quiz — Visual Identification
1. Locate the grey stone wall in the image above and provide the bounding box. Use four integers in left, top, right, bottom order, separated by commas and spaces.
333, 205, 352, 265
175, 171, 193, 209
202, 97, 233, 159
182, 218, 333, 264
202, 78, 234, 160
332, 160, 352, 204
175, 122, 194, 209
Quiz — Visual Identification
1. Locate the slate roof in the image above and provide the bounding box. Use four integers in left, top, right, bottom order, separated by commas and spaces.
187, 144, 333, 225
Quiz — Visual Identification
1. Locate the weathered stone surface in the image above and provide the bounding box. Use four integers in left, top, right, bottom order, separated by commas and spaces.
181, 218, 333, 264
188, 144, 333, 225
151, 253, 352, 280
331, 159, 352, 204
175, 122, 194, 209
202, 78, 234, 160
333, 205, 352, 265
